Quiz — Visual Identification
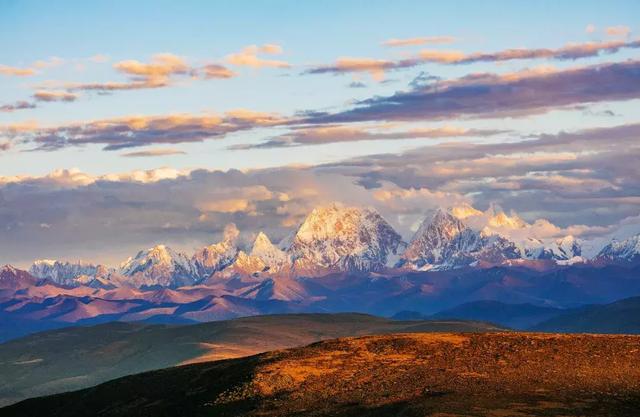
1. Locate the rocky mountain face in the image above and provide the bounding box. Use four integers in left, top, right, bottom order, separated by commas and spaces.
0, 265, 37, 289
191, 223, 240, 278
286, 204, 405, 275
29, 260, 110, 286
400, 209, 524, 270
595, 234, 640, 264
119, 245, 198, 288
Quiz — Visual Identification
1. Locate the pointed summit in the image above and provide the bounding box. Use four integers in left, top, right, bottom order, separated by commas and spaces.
0, 264, 38, 289
595, 234, 640, 264
288, 204, 404, 274
192, 223, 240, 278
250, 231, 290, 270
120, 245, 196, 288
402, 209, 470, 267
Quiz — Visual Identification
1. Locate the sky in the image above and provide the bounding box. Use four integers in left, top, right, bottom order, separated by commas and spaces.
1, 0, 639, 266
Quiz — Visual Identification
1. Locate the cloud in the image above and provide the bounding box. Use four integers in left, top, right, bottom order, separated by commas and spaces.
114, 53, 188, 79
304, 40, 640, 78
226, 44, 290, 69
201, 64, 236, 79
5, 110, 285, 151
89, 54, 110, 63
63, 53, 235, 92
0, 101, 37, 112
606, 26, 631, 38
318, 122, 640, 231
0, 64, 36, 76
33, 90, 78, 102
303, 60, 640, 122
2, 119, 640, 265
382, 36, 456, 47
0, 57, 64, 77
417, 40, 640, 64
231, 124, 506, 149
121, 148, 187, 157
585, 24, 597, 34
347, 81, 367, 88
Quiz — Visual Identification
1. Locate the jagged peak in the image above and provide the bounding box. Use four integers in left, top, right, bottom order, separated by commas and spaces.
1, 264, 18, 274
252, 231, 273, 250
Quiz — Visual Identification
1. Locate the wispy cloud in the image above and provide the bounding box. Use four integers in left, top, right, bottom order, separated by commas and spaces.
226, 44, 290, 69
0, 64, 37, 76
304, 60, 640, 122
0, 57, 64, 77
0, 101, 37, 112
7, 110, 285, 151
121, 148, 187, 157
231, 124, 506, 149
381, 36, 456, 47
33, 90, 78, 102
304, 39, 640, 79
606, 25, 632, 38
62, 53, 235, 93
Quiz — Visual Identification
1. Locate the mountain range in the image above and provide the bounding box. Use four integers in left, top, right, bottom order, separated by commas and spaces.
1, 203, 639, 339
19, 204, 640, 288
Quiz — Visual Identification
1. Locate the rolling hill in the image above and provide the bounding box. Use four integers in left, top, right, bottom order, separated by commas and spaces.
0, 313, 502, 407
3, 332, 640, 417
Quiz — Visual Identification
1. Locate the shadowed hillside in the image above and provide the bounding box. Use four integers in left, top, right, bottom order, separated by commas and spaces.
3, 332, 640, 417
0, 313, 502, 406
533, 296, 640, 333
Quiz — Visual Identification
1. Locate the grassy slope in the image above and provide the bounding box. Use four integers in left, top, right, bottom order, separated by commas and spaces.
0, 313, 502, 406
3, 332, 640, 417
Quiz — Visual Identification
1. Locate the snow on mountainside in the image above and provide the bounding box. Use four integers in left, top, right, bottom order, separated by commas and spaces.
523, 235, 582, 261
286, 204, 405, 274
400, 209, 521, 270
207, 231, 291, 280
29, 260, 110, 286
595, 234, 640, 263
12, 203, 636, 289
119, 245, 197, 288
0, 265, 37, 289
251, 232, 290, 270
191, 224, 240, 278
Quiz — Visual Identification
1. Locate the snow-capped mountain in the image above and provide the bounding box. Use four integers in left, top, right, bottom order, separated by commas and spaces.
211, 231, 292, 280
286, 204, 405, 275
119, 245, 198, 288
0, 265, 38, 289
400, 209, 520, 270
595, 234, 640, 264
523, 236, 582, 261
191, 224, 240, 278
251, 232, 290, 271
29, 260, 110, 286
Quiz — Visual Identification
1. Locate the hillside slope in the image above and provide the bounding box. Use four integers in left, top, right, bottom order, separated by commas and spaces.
3, 332, 640, 417
0, 313, 501, 406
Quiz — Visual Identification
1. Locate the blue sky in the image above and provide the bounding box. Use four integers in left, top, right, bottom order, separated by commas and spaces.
1, 1, 639, 264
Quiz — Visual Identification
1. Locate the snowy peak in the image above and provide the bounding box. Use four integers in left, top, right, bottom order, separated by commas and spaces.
29, 259, 108, 286
402, 208, 523, 270
288, 204, 404, 274
120, 244, 196, 288
596, 234, 640, 263
191, 224, 240, 278
0, 264, 37, 289
250, 232, 290, 270
402, 209, 468, 265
